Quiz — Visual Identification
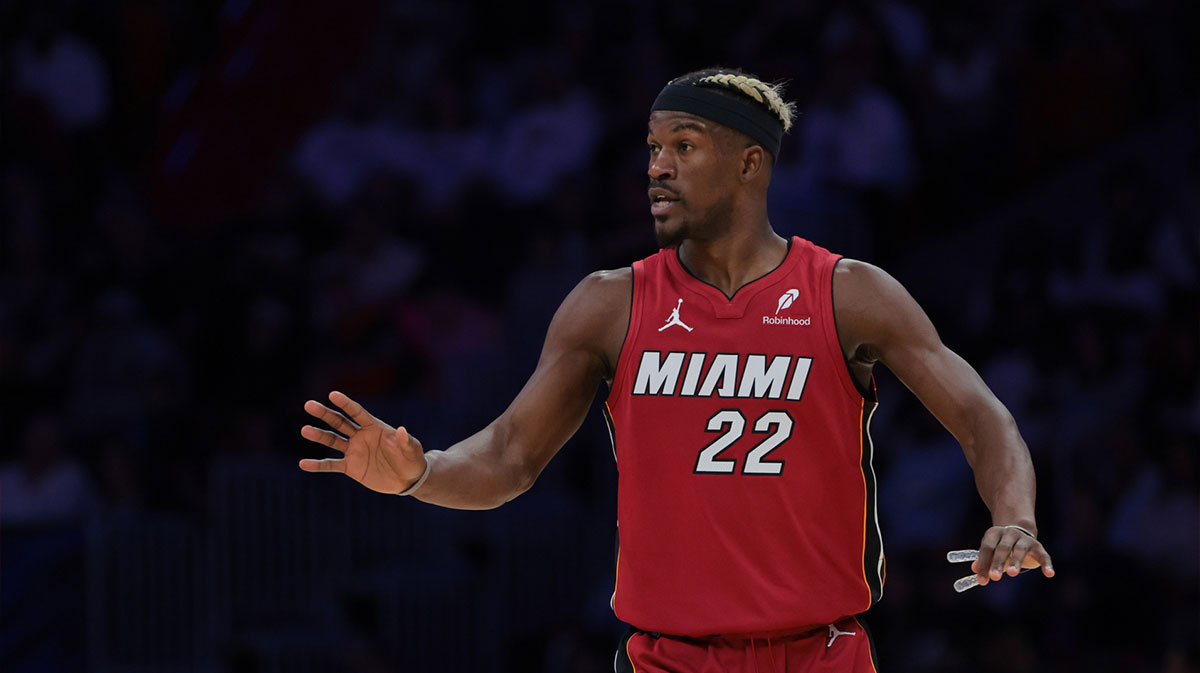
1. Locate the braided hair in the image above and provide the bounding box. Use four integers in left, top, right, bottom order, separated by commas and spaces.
669, 68, 797, 133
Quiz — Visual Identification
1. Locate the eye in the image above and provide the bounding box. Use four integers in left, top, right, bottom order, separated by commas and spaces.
679, 142, 693, 153
647, 142, 661, 155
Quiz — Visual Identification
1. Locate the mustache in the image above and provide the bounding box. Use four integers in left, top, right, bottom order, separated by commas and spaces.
648, 180, 680, 198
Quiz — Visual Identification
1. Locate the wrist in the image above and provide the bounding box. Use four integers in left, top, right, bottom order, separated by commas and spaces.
397, 459, 431, 496
993, 519, 1037, 537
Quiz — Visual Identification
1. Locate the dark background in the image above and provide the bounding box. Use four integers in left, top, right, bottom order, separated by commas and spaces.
1, 1, 1197, 671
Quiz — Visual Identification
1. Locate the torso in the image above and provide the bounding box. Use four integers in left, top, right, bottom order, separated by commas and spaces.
601, 236, 885, 636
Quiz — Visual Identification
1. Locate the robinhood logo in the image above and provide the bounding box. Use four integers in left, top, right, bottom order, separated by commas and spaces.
768, 289, 810, 325
776, 289, 799, 314
762, 315, 811, 326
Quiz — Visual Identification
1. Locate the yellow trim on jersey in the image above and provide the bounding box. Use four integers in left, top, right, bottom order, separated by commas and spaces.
612, 547, 620, 610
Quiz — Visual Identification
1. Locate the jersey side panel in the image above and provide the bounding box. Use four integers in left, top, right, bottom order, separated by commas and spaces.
819, 255, 885, 608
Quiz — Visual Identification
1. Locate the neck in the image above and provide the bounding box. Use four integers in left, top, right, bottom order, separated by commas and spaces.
677, 215, 788, 298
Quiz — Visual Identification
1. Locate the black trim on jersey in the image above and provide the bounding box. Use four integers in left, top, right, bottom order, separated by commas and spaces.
861, 400, 885, 604
830, 258, 877, 400
614, 625, 637, 673
674, 238, 793, 301
603, 403, 618, 462
612, 524, 621, 606
856, 613, 881, 670
607, 265, 636, 389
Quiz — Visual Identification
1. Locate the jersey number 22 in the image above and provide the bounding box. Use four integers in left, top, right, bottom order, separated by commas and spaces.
694, 410, 793, 475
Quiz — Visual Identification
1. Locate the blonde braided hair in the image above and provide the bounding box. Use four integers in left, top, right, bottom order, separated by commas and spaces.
696, 72, 796, 132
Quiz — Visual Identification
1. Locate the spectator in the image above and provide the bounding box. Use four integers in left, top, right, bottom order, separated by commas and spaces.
0, 415, 93, 526
1108, 435, 1200, 579
796, 46, 915, 197
10, 13, 110, 132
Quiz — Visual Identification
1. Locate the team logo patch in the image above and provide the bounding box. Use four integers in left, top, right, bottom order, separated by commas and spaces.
827, 624, 858, 648
776, 288, 799, 314
658, 298, 693, 332
767, 289, 810, 326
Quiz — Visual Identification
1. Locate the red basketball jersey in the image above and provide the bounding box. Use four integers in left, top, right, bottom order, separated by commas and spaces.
605, 236, 884, 636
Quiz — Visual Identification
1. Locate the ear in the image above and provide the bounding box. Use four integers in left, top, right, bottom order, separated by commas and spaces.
739, 145, 765, 183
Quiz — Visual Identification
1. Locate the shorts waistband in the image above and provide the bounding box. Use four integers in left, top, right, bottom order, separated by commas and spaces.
713, 624, 828, 642
644, 618, 856, 644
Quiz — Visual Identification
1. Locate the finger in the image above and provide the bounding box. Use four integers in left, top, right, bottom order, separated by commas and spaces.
304, 399, 359, 434
1029, 544, 1055, 577
298, 457, 347, 473
1006, 536, 1033, 576
973, 527, 1003, 582
329, 390, 372, 426
988, 530, 1021, 581
300, 425, 348, 453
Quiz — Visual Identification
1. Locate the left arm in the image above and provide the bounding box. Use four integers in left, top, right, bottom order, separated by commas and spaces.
833, 259, 1054, 585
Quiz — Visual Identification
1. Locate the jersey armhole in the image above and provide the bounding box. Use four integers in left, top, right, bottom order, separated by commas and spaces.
606, 262, 640, 411
826, 257, 877, 402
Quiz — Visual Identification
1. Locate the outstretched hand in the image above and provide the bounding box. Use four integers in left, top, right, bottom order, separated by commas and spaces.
298, 391, 426, 494
972, 525, 1055, 586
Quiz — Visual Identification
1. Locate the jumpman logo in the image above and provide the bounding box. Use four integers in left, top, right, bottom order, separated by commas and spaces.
658, 298, 693, 332
826, 624, 858, 648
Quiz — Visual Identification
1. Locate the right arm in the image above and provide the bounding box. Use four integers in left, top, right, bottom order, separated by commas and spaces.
414, 269, 629, 508
299, 269, 631, 510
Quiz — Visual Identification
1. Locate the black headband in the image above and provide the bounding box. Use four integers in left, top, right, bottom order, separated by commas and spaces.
651, 84, 784, 157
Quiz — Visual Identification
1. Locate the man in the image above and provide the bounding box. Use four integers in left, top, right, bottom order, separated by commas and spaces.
299, 68, 1054, 671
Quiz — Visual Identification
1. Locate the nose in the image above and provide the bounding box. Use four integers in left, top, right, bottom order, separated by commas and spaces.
648, 149, 675, 181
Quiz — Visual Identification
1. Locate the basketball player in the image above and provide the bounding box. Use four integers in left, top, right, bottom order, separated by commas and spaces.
299, 68, 1055, 671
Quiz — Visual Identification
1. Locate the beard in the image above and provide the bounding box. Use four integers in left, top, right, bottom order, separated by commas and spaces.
654, 215, 687, 248
654, 195, 735, 249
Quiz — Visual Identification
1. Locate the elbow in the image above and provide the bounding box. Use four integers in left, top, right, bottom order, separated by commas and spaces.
490, 417, 547, 507
503, 460, 541, 505
486, 445, 540, 509
471, 471, 533, 511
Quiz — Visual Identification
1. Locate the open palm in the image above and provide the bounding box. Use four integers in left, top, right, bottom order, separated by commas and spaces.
298, 391, 426, 494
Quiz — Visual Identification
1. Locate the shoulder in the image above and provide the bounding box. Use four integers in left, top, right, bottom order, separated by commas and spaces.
548, 268, 632, 374
570, 267, 632, 312
583, 266, 633, 289
833, 258, 900, 302
833, 259, 935, 355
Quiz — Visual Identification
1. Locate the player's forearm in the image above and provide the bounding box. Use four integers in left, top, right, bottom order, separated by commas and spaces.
962, 406, 1039, 533
410, 424, 534, 510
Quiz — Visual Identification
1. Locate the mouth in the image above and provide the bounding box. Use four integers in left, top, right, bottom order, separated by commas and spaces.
648, 187, 680, 216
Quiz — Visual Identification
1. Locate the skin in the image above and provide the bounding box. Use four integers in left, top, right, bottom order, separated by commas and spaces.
300, 109, 1054, 588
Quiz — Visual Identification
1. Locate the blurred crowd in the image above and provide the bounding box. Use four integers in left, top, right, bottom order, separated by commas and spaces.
0, 0, 1196, 671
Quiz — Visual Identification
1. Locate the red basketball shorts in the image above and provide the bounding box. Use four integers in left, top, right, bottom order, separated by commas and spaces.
615, 616, 879, 673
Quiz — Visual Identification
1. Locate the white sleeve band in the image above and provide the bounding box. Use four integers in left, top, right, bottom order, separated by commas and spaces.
397, 460, 431, 496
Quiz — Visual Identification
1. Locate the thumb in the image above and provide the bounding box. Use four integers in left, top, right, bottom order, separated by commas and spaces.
395, 426, 422, 460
